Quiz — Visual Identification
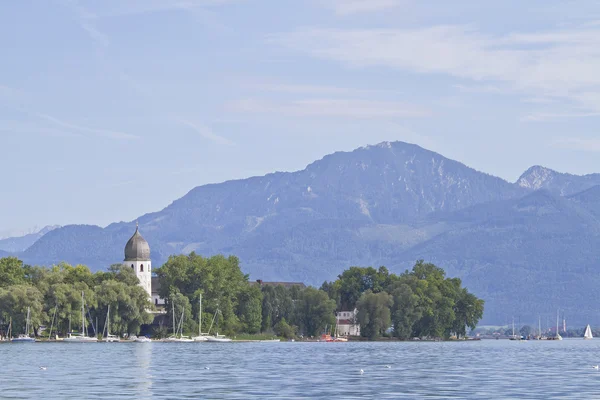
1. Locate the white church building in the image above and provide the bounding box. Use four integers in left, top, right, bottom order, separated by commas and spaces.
123, 225, 164, 307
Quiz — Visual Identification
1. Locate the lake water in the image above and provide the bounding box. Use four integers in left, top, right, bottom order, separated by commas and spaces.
1, 339, 599, 399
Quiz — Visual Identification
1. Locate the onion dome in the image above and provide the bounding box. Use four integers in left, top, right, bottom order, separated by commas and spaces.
124, 225, 150, 261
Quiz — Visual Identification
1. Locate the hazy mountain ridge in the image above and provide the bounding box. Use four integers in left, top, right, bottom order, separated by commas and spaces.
0, 225, 60, 253
517, 165, 600, 196
6, 141, 600, 324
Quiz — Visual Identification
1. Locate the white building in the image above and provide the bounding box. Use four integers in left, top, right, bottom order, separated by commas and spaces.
336, 309, 360, 336
123, 225, 152, 301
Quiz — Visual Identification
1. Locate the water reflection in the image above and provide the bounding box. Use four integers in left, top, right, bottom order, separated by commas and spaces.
134, 342, 152, 398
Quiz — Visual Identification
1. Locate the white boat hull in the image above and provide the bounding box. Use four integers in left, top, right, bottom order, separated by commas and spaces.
206, 337, 232, 343
11, 337, 36, 343
64, 336, 98, 343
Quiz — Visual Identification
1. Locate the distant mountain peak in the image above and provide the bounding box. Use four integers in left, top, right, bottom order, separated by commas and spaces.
0, 224, 62, 253
517, 165, 600, 196
517, 165, 558, 190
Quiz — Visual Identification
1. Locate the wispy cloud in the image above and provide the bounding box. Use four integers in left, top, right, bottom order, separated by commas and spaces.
81, 0, 244, 18
320, 0, 407, 15
230, 98, 430, 118
243, 81, 403, 96
522, 112, 600, 122
550, 137, 600, 152
0, 120, 82, 138
37, 113, 139, 140
174, 118, 235, 146
272, 25, 600, 116
65, 0, 110, 47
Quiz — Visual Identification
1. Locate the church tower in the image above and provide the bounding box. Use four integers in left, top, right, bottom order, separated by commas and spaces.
124, 224, 152, 300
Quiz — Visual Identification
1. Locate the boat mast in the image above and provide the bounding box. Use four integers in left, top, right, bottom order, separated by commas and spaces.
172, 301, 176, 337
512, 317, 515, 337
106, 305, 110, 338
49, 305, 57, 339
538, 316, 541, 338
25, 307, 30, 337
81, 291, 85, 336
199, 294, 202, 337
556, 309, 559, 337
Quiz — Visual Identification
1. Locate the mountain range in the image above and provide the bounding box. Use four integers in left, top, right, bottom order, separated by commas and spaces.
4, 141, 600, 326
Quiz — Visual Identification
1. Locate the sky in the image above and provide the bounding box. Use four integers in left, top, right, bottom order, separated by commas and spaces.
2, 0, 600, 236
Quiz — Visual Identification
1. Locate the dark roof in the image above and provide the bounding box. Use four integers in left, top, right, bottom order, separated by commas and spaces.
251, 280, 306, 288
124, 226, 151, 261
337, 319, 355, 325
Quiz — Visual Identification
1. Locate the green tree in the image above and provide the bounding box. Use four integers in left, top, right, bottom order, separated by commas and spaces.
0, 257, 26, 288
156, 253, 249, 334
0, 284, 44, 336
95, 279, 153, 336
389, 279, 422, 339
237, 285, 263, 334
452, 288, 485, 338
328, 266, 390, 311
356, 290, 393, 340
261, 285, 294, 332
274, 318, 297, 339
294, 287, 336, 337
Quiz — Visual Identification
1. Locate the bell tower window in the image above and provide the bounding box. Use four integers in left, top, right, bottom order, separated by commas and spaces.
131, 264, 134, 269
140, 264, 144, 272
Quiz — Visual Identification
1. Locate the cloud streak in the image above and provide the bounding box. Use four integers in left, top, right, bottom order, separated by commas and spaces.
320, 0, 407, 15
230, 98, 430, 118
272, 25, 600, 115
37, 113, 139, 140
175, 118, 235, 146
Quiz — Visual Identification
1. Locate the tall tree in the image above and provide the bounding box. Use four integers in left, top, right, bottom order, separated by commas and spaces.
0, 257, 26, 288
294, 287, 336, 337
356, 290, 393, 340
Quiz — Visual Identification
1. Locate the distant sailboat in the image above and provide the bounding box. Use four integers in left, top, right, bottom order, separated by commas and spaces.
584, 324, 593, 340
555, 309, 562, 341
508, 317, 521, 340
163, 302, 193, 342
193, 294, 208, 342
64, 291, 98, 342
103, 305, 120, 342
11, 307, 36, 342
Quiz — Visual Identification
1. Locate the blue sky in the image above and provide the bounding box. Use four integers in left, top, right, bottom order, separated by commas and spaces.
2, 0, 600, 235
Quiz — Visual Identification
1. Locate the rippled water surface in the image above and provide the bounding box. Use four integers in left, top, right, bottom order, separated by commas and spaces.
1, 339, 600, 399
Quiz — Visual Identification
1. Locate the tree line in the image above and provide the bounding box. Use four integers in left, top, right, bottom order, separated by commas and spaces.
0, 257, 152, 337
320, 260, 485, 340
0, 255, 484, 340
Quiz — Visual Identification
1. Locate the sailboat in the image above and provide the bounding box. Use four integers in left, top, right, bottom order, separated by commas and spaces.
584, 324, 593, 340
11, 307, 36, 342
205, 309, 232, 342
550, 309, 562, 341
193, 294, 208, 342
64, 291, 98, 342
103, 305, 120, 342
47, 305, 63, 341
508, 317, 522, 340
163, 303, 193, 342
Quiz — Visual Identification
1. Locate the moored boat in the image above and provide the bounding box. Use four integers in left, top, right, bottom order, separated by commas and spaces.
63, 292, 98, 343
11, 307, 36, 343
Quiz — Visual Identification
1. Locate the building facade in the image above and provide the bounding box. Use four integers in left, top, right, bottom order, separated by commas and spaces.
123, 225, 152, 300
336, 309, 360, 336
